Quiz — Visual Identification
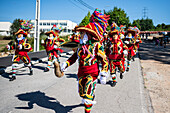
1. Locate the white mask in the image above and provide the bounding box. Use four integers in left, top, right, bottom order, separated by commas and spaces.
126, 35, 132, 39
48, 36, 54, 39
16, 34, 23, 40
80, 33, 88, 44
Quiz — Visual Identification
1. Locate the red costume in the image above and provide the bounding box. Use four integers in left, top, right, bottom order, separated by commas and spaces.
61, 9, 109, 113
7, 20, 34, 81
42, 27, 64, 72
123, 27, 138, 71
106, 22, 128, 86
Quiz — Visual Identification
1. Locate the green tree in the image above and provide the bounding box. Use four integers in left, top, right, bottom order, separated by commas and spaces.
105, 7, 131, 27
137, 18, 154, 31
79, 11, 91, 26
10, 18, 22, 36
132, 19, 141, 30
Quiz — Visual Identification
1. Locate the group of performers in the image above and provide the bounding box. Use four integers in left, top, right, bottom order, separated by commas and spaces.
6, 8, 142, 113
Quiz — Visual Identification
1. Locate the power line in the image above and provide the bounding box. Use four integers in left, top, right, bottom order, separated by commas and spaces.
69, 0, 86, 11
76, 0, 95, 10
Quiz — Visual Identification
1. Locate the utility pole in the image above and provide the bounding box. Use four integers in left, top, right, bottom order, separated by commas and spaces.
34, 0, 40, 52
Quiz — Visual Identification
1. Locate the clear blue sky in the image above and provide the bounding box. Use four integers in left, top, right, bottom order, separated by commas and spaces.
0, 0, 170, 26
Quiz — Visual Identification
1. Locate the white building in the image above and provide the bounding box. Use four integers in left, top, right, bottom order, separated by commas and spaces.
31, 20, 77, 37
0, 22, 12, 36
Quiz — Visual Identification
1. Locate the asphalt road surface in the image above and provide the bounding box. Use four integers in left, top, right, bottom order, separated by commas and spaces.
0, 53, 152, 113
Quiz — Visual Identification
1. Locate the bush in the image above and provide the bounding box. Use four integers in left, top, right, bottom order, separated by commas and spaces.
60, 35, 70, 41
0, 36, 14, 40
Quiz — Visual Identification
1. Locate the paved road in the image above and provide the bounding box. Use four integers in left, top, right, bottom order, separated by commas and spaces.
0, 53, 152, 113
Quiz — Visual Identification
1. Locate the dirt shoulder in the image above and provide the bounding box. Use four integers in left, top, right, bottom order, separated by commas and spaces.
139, 41, 170, 113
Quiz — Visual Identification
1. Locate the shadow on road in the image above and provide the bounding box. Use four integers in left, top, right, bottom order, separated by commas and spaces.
139, 42, 170, 64
65, 73, 78, 81
15, 91, 83, 113
0, 72, 11, 80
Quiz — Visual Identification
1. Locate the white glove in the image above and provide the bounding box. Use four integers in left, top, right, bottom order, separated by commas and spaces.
124, 41, 129, 44
6, 45, 10, 50
18, 44, 22, 50
41, 39, 44, 44
61, 62, 67, 72
54, 45, 58, 49
99, 71, 108, 85
136, 40, 139, 42
123, 50, 128, 56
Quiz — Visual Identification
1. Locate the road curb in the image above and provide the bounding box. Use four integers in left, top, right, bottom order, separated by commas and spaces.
137, 57, 154, 113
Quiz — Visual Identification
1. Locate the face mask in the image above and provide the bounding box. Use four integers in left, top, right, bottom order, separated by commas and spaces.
126, 35, 132, 39
120, 34, 124, 39
16, 34, 23, 40
48, 36, 54, 39
80, 33, 88, 44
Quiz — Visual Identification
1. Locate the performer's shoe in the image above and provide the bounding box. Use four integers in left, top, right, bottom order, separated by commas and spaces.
132, 57, 135, 61
9, 76, 16, 81
120, 73, 123, 79
29, 70, 33, 75
44, 67, 49, 72
111, 81, 117, 87
126, 68, 129, 72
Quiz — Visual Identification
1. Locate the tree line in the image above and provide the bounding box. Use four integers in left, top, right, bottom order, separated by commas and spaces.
79, 7, 170, 31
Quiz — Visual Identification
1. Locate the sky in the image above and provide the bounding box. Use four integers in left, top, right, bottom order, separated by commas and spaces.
0, 0, 170, 26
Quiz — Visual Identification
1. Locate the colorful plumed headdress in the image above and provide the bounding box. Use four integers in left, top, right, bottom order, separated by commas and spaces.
49, 25, 63, 37
75, 8, 110, 41
45, 25, 63, 37
109, 22, 120, 36
120, 25, 126, 34
51, 25, 63, 33
15, 20, 34, 37
133, 26, 140, 34
126, 26, 138, 36
45, 30, 56, 37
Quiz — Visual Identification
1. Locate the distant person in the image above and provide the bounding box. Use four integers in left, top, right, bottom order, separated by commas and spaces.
155, 37, 159, 46
6, 20, 33, 81
123, 27, 136, 72
41, 25, 64, 72
163, 32, 168, 48
106, 22, 128, 86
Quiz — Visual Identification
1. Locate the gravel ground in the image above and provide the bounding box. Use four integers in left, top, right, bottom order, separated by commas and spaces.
139, 41, 170, 113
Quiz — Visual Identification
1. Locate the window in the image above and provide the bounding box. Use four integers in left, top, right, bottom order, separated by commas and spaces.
40, 22, 42, 25
64, 28, 67, 32
43, 23, 46, 25
60, 23, 67, 26
55, 23, 58, 25
47, 23, 50, 26
68, 29, 71, 33
51, 23, 55, 25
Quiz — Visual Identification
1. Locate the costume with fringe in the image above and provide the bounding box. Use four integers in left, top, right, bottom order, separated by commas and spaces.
42, 25, 64, 71
106, 23, 128, 85
123, 27, 138, 71
7, 20, 33, 81
62, 8, 109, 113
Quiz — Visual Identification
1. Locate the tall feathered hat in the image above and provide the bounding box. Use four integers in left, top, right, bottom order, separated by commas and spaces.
125, 26, 138, 36
15, 20, 34, 37
109, 22, 120, 36
133, 26, 140, 34
75, 8, 110, 41
45, 25, 62, 37
120, 25, 126, 35
51, 25, 63, 33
